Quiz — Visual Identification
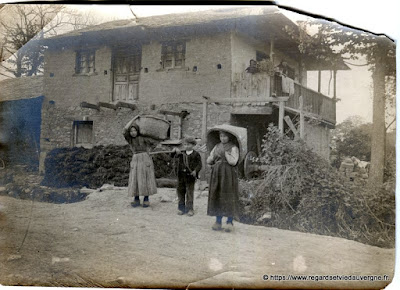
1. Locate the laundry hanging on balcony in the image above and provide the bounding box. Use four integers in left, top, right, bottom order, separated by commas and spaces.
281, 75, 295, 95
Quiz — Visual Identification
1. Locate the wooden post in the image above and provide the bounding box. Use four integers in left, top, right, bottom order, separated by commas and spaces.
333, 70, 337, 100
269, 36, 275, 63
333, 70, 337, 122
278, 101, 284, 134
270, 36, 275, 97
255, 129, 261, 155
177, 116, 182, 139
318, 70, 321, 93
200, 99, 208, 181
299, 95, 305, 139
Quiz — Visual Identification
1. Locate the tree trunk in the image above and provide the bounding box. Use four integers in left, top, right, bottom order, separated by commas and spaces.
368, 48, 386, 186
14, 51, 23, 77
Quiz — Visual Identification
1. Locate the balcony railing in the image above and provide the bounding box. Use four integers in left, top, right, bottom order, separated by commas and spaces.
232, 72, 336, 124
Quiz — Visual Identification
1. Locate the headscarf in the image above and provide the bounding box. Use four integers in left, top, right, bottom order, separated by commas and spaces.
129, 123, 140, 136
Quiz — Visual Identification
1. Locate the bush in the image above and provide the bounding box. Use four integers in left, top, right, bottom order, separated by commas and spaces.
239, 125, 395, 248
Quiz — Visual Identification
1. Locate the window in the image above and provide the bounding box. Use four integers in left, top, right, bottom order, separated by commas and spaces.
161, 41, 186, 69
73, 121, 93, 147
75, 50, 95, 74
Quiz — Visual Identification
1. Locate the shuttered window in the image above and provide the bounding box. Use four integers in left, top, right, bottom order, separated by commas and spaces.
75, 50, 96, 74
73, 121, 93, 147
161, 41, 186, 69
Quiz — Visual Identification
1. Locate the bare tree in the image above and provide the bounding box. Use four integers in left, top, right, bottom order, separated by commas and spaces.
0, 4, 99, 77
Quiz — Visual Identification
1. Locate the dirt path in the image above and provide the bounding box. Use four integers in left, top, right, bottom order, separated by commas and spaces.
0, 186, 394, 288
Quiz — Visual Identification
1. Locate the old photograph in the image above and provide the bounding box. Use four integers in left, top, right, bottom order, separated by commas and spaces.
0, 2, 396, 289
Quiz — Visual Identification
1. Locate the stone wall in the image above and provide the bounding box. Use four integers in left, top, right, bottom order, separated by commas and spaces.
39, 99, 233, 173
0, 76, 43, 101
39, 97, 333, 172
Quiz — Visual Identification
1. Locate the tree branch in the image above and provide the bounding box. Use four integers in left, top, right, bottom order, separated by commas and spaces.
386, 117, 396, 131
0, 71, 13, 78
343, 61, 369, 67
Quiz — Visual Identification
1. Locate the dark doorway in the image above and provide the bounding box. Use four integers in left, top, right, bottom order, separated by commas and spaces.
231, 111, 278, 156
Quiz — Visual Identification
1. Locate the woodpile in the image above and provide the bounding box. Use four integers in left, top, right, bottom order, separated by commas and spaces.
41, 145, 176, 189
339, 156, 370, 182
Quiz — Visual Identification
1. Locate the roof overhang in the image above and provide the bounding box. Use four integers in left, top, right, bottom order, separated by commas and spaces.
41, 6, 348, 71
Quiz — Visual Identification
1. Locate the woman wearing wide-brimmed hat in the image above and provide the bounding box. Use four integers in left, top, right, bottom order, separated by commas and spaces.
207, 130, 240, 232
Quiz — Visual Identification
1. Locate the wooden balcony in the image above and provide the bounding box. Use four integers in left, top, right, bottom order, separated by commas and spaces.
231, 72, 336, 125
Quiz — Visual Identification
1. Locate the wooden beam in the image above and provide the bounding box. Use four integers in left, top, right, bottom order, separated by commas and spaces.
80, 102, 100, 111
231, 105, 273, 115
299, 96, 305, 139
159, 110, 190, 118
116, 102, 136, 110
284, 115, 299, 139
98, 102, 117, 110
269, 36, 275, 62
318, 70, 321, 93
201, 101, 208, 145
281, 106, 335, 128
200, 99, 208, 181
333, 70, 337, 100
208, 97, 289, 104
270, 37, 275, 98
255, 129, 261, 155
278, 101, 285, 134
177, 116, 182, 139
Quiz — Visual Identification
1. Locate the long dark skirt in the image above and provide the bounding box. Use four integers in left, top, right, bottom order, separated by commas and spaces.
207, 161, 239, 218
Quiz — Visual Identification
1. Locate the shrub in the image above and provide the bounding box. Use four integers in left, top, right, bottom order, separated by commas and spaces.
239, 125, 395, 248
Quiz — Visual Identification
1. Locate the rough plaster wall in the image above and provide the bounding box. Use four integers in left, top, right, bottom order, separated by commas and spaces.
231, 32, 270, 76
139, 33, 232, 103
43, 46, 112, 107
0, 76, 43, 101
304, 121, 331, 160
231, 33, 256, 76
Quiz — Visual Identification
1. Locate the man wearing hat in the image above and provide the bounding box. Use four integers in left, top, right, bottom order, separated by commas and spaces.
172, 137, 202, 216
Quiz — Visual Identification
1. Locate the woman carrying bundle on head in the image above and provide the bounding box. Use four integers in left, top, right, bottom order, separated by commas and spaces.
207, 130, 240, 232
123, 118, 158, 208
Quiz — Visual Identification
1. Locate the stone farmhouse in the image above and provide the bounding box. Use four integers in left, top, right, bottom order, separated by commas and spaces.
0, 7, 349, 173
